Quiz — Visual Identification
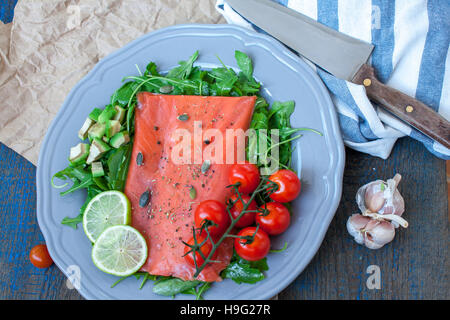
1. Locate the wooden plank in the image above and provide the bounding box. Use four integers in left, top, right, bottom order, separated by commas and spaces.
0, 143, 82, 300
447, 160, 450, 222
0, 0, 17, 23
279, 137, 449, 299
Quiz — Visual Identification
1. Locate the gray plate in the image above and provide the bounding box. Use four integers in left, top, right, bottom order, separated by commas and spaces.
36, 24, 345, 300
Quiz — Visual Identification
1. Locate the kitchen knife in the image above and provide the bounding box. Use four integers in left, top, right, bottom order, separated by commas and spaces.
227, 0, 450, 149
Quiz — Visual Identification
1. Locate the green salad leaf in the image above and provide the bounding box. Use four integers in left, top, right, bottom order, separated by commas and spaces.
106, 142, 133, 191
167, 50, 199, 80
235, 50, 253, 81
110, 81, 138, 106
60, 214, 83, 229
152, 278, 201, 297
222, 252, 268, 284
61, 185, 102, 229
182, 281, 212, 300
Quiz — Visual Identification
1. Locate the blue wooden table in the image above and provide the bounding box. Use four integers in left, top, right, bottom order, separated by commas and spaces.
0, 1, 448, 300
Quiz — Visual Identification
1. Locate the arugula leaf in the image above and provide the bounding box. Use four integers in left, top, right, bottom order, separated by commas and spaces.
152, 278, 201, 296
222, 252, 268, 284
189, 67, 208, 81
111, 81, 139, 106
92, 177, 108, 191
267, 100, 297, 166
235, 50, 253, 81
144, 61, 160, 77
80, 186, 102, 212
167, 50, 199, 79
61, 214, 83, 229
61, 185, 102, 229
60, 176, 94, 196
182, 281, 212, 300
53, 165, 90, 183
209, 67, 238, 96
247, 97, 270, 165
106, 142, 133, 191
248, 257, 269, 271
268, 100, 295, 129
222, 260, 265, 284
139, 273, 157, 289
53, 166, 94, 196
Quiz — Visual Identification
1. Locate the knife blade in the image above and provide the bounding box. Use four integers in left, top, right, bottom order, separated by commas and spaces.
227, 0, 450, 149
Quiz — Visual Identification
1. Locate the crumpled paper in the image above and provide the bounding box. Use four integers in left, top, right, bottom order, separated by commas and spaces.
0, 0, 225, 165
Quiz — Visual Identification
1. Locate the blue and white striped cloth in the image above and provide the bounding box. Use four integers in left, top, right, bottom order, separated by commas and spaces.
216, 0, 450, 159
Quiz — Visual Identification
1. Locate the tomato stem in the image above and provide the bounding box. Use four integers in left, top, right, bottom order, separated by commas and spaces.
188, 176, 277, 278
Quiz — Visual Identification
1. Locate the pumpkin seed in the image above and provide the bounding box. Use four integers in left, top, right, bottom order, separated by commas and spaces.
201, 160, 211, 174
177, 113, 189, 121
189, 186, 197, 200
139, 190, 150, 207
136, 152, 144, 166
159, 85, 174, 94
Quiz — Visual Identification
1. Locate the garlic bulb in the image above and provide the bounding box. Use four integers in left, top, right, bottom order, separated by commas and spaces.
346, 214, 396, 249
348, 173, 407, 250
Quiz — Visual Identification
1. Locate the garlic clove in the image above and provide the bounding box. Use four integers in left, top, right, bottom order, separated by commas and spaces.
380, 188, 405, 217
356, 173, 405, 221
346, 214, 371, 245
363, 220, 396, 249
364, 182, 386, 212
356, 179, 384, 213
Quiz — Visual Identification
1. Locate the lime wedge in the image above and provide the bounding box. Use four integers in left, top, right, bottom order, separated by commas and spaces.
82, 190, 131, 243
92, 225, 147, 276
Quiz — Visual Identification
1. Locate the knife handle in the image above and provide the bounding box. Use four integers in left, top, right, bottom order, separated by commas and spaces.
352, 64, 450, 149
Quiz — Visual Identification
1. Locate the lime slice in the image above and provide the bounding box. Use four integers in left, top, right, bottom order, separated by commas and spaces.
82, 190, 131, 243
92, 225, 147, 276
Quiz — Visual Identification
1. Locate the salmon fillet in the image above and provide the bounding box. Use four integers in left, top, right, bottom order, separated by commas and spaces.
125, 93, 256, 282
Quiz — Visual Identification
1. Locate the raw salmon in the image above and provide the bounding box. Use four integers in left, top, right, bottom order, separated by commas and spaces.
125, 93, 256, 282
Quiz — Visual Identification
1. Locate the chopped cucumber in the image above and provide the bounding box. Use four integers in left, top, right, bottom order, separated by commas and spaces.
91, 162, 105, 177
88, 123, 106, 140
86, 138, 111, 164
89, 108, 103, 122
106, 120, 121, 138
110, 131, 130, 148
69, 143, 90, 165
113, 105, 126, 123
98, 105, 117, 124
78, 117, 95, 140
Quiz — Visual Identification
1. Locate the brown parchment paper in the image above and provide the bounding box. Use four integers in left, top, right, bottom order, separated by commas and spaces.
0, 0, 225, 165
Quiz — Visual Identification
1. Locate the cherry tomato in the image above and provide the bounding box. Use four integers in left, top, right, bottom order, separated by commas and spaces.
268, 169, 301, 202
29, 244, 53, 269
184, 234, 213, 267
194, 200, 230, 236
229, 194, 257, 228
234, 226, 270, 261
228, 162, 260, 194
256, 202, 291, 235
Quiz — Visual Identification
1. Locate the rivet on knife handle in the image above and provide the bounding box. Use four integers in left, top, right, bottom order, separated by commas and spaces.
353, 64, 450, 149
